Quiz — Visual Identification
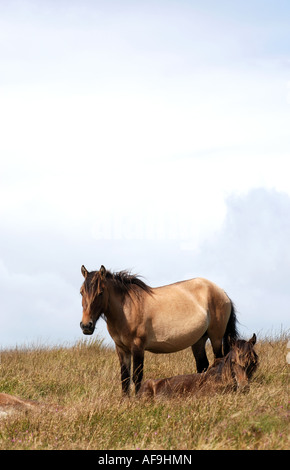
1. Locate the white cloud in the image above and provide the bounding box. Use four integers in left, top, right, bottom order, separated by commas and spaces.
189, 188, 290, 335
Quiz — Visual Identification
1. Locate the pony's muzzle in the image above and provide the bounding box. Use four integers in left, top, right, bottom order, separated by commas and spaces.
237, 381, 250, 393
80, 321, 94, 335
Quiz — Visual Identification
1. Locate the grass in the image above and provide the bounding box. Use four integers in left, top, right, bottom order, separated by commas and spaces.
0, 332, 289, 450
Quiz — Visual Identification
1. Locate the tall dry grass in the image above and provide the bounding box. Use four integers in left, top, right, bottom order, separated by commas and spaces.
0, 332, 289, 450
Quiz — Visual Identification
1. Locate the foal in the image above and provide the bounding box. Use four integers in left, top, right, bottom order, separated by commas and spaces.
139, 334, 258, 398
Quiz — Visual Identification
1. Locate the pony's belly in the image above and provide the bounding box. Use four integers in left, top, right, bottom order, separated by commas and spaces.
146, 341, 192, 354
145, 327, 207, 354
143, 283, 210, 353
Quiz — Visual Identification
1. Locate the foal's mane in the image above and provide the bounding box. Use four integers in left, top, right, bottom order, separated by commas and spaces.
209, 340, 246, 369
209, 338, 258, 377
104, 269, 153, 297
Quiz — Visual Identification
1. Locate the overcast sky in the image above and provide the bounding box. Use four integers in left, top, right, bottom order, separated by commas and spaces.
0, 0, 289, 349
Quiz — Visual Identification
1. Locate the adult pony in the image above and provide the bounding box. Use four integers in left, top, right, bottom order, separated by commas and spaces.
139, 334, 258, 398
80, 265, 238, 396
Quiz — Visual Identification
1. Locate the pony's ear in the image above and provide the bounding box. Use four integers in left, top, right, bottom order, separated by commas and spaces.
99, 265, 106, 279
249, 333, 257, 345
81, 265, 88, 278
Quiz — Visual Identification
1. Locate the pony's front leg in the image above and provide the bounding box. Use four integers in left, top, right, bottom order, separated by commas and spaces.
116, 347, 131, 396
132, 345, 144, 395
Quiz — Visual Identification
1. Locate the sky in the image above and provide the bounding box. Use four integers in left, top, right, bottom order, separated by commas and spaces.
0, 0, 289, 349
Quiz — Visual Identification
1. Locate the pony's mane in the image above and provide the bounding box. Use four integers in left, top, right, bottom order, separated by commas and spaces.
105, 269, 153, 297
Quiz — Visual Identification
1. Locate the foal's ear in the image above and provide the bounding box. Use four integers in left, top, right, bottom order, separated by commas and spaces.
81, 265, 88, 278
249, 333, 257, 345
227, 335, 235, 348
99, 265, 106, 279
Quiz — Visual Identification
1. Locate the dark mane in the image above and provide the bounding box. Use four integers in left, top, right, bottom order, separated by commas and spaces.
105, 269, 153, 297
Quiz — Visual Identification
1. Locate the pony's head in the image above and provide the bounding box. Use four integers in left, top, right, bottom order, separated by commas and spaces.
79, 265, 109, 335
227, 334, 259, 392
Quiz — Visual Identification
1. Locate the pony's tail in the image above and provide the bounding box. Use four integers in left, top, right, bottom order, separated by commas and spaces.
223, 301, 239, 355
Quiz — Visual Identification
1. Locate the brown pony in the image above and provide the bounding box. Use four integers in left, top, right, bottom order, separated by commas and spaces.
139, 334, 258, 398
80, 265, 238, 396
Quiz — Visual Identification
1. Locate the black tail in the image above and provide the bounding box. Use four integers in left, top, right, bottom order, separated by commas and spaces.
223, 301, 239, 355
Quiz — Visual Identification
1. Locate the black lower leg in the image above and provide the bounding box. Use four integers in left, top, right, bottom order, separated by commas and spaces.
133, 351, 144, 395
120, 364, 131, 395
214, 346, 223, 359
192, 335, 209, 373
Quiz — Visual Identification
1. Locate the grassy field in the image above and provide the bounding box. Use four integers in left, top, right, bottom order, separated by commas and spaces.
0, 332, 289, 450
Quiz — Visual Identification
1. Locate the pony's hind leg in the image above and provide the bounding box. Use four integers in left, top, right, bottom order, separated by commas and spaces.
192, 334, 209, 373
208, 334, 223, 359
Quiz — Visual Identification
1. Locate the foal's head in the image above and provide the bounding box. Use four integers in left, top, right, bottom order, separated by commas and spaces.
80, 265, 109, 335
227, 334, 259, 392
